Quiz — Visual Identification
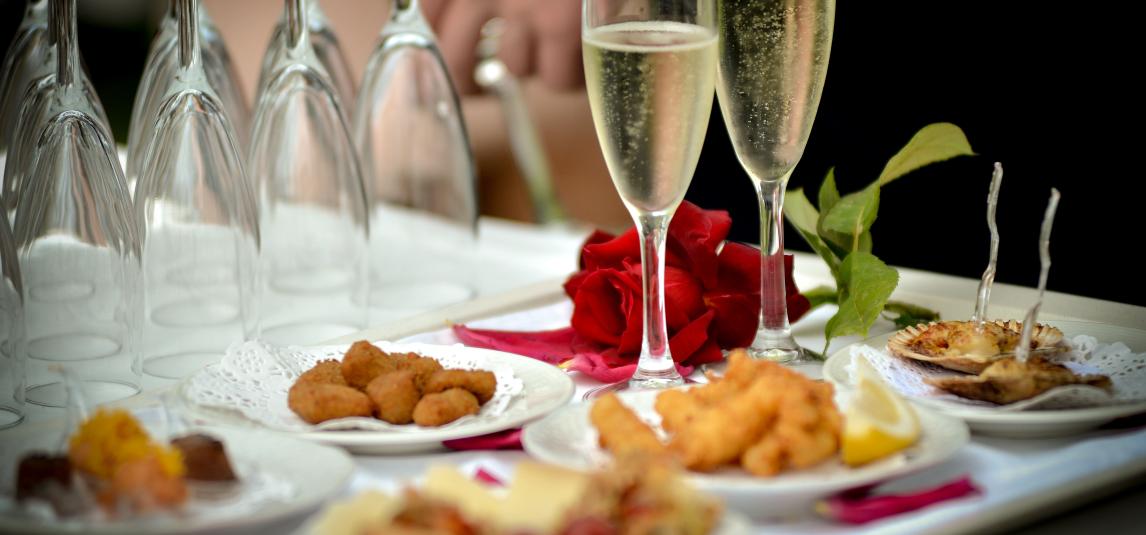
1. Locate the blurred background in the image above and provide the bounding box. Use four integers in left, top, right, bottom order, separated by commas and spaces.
1, 0, 1139, 306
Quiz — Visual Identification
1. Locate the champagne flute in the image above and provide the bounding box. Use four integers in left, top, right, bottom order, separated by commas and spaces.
257, 0, 356, 110
582, 0, 717, 391
716, 0, 834, 363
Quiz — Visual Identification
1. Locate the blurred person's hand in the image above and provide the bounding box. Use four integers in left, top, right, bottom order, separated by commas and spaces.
421, 0, 583, 95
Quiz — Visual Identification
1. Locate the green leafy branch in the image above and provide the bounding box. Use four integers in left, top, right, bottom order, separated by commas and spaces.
786, 123, 975, 355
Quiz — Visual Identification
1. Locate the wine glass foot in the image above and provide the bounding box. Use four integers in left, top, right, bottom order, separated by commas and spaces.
747, 329, 814, 365
581, 371, 691, 400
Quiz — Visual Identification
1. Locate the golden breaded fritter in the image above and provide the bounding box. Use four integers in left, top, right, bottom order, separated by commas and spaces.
295, 360, 347, 387
288, 383, 374, 424
422, 370, 496, 404
412, 388, 479, 427
397, 356, 444, 390
366, 370, 421, 424
341, 341, 401, 389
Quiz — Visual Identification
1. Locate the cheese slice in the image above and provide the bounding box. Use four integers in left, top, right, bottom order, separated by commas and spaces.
422, 465, 502, 524
497, 462, 591, 532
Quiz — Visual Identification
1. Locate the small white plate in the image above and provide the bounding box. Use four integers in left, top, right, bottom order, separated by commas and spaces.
522, 388, 968, 520
184, 345, 575, 454
823, 320, 1146, 437
0, 426, 353, 535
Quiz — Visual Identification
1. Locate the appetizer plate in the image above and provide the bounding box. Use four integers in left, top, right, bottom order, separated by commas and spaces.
522, 389, 968, 520
0, 426, 353, 535
823, 321, 1146, 437
183, 344, 576, 454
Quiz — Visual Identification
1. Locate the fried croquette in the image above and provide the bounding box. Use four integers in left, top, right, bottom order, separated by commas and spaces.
422, 370, 496, 404
412, 388, 479, 427
590, 393, 665, 457
341, 341, 402, 389
397, 356, 445, 390
366, 370, 421, 424
295, 359, 347, 387
288, 383, 374, 424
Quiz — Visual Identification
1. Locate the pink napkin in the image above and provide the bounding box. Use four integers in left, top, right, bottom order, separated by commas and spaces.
817, 476, 981, 524
442, 428, 523, 451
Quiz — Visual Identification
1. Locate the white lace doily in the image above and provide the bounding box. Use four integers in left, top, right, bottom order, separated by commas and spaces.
186, 341, 524, 432
849, 335, 1146, 410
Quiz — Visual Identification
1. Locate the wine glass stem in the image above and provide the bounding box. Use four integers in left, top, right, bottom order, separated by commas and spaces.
631, 212, 680, 383
755, 177, 791, 334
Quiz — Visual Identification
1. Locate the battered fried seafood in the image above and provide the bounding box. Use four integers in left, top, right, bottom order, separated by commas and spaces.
341, 341, 402, 389
887, 320, 1064, 374
423, 370, 497, 404
926, 355, 1112, 404
367, 370, 422, 424
590, 393, 666, 457
598, 350, 843, 477
413, 388, 480, 427
288, 383, 374, 424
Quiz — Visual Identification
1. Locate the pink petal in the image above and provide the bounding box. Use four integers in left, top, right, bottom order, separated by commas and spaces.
817, 476, 981, 525
474, 467, 505, 486
452, 325, 576, 364
567, 350, 694, 383
443, 429, 523, 451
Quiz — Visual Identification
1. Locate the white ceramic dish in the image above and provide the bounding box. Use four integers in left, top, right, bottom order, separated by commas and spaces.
521, 388, 968, 520
0, 426, 353, 534
183, 344, 576, 454
822, 320, 1146, 437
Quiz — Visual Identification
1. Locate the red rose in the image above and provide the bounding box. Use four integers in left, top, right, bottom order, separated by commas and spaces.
562, 202, 807, 368
454, 202, 810, 383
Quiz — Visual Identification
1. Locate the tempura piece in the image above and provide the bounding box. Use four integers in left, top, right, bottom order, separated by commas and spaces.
288, 383, 374, 424
589, 393, 665, 457
296, 359, 347, 387
926, 355, 1112, 404
413, 388, 480, 427
423, 370, 497, 404
667, 378, 780, 471
654, 389, 704, 434
341, 341, 401, 389
367, 370, 422, 424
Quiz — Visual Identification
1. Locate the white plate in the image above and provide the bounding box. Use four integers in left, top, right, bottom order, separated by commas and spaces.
0, 426, 353, 535
183, 345, 576, 454
823, 320, 1146, 437
521, 388, 968, 520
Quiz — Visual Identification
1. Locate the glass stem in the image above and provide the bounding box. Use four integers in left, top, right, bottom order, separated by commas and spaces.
50, 0, 79, 87
632, 212, 676, 378
176, 0, 200, 70
286, 0, 307, 50
755, 176, 792, 334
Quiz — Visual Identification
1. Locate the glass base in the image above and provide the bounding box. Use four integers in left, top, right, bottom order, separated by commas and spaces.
26, 380, 139, 407
28, 333, 121, 362
581, 369, 689, 400
747, 328, 812, 365
0, 406, 23, 430
144, 351, 221, 379
261, 321, 359, 346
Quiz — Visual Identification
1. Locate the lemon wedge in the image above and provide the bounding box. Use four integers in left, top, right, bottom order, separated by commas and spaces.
841, 355, 921, 466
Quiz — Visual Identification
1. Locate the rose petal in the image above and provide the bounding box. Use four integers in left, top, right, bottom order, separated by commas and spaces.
582, 230, 640, 271
567, 349, 694, 383
667, 309, 716, 363
788, 291, 812, 324
452, 325, 576, 364
713, 241, 762, 294
705, 293, 760, 349
667, 203, 732, 288
817, 476, 981, 525
569, 270, 632, 346
443, 429, 523, 452
662, 267, 706, 331
578, 230, 616, 269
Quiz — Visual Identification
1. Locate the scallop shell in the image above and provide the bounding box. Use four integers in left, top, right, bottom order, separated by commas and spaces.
886, 320, 1065, 374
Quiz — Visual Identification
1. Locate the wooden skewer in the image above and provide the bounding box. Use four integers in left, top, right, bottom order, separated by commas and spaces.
972, 162, 1004, 327
1015, 188, 1060, 363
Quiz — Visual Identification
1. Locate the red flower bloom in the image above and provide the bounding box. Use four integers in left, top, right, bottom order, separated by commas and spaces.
455, 202, 810, 382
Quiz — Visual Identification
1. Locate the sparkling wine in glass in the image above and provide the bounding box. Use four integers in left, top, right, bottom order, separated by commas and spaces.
582, 0, 717, 391
716, 0, 834, 363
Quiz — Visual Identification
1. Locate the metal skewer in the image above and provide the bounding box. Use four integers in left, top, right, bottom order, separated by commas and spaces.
1015, 188, 1060, 363
972, 162, 1003, 327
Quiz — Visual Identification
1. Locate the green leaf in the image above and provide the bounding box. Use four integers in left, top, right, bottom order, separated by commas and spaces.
819, 185, 880, 253
802, 285, 839, 310
883, 300, 941, 329
818, 167, 840, 214
857, 230, 873, 253
784, 189, 841, 279
824, 252, 899, 353
877, 123, 975, 186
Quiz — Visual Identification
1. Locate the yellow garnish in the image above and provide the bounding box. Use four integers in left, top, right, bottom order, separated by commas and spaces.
68, 408, 185, 480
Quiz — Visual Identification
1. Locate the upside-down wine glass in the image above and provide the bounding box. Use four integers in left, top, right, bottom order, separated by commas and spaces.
0, 213, 25, 428
354, 0, 479, 322
582, 0, 717, 393
14, 0, 142, 407
126, 0, 249, 193
135, 0, 260, 379
257, 0, 356, 110
2, 0, 108, 220
716, 0, 835, 363
250, 0, 369, 346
